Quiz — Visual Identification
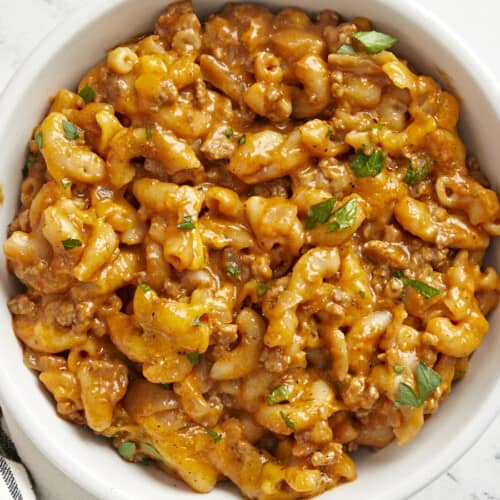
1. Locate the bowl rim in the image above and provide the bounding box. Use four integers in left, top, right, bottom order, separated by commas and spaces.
1, 0, 500, 499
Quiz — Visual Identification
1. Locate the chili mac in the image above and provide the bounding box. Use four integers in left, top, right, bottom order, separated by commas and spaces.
4, 2, 500, 498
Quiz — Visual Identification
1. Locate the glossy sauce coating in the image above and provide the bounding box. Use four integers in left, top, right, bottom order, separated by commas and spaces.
5, 2, 500, 498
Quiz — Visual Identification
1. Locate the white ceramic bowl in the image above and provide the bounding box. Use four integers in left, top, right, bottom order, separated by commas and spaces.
1, 1, 500, 499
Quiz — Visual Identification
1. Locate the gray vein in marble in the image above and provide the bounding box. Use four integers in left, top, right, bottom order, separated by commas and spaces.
481, 493, 499, 500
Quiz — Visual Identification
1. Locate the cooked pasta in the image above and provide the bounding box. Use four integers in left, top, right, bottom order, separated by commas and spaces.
5, 2, 500, 498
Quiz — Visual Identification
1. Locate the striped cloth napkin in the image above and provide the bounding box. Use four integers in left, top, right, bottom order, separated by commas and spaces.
0, 410, 36, 500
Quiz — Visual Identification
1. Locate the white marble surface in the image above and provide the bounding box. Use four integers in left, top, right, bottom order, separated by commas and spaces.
1, 0, 500, 499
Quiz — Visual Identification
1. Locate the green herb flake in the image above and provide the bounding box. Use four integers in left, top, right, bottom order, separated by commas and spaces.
177, 215, 195, 230
351, 31, 398, 54
61, 178, 71, 189
404, 161, 429, 185
159, 383, 172, 390
224, 127, 233, 138
192, 317, 201, 327
394, 382, 420, 409
225, 264, 241, 279
138, 283, 152, 293
117, 441, 136, 460
79, 84, 96, 104
394, 361, 442, 409
349, 150, 384, 177
35, 131, 43, 150
337, 44, 356, 55
22, 154, 36, 177
145, 127, 153, 140
326, 127, 333, 137
393, 365, 405, 374
416, 361, 442, 401
62, 120, 80, 141
141, 442, 162, 459
187, 352, 199, 364
61, 238, 82, 250
453, 369, 466, 381
256, 282, 271, 298
279, 411, 296, 431
304, 197, 336, 230
327, 198, 357, 232
358, 290, 366, 299
406, 279, 440, 298
392, 271, 441, 298
206, 428, 222, 441
238, 134, 246, 145
266, 384, 290, 405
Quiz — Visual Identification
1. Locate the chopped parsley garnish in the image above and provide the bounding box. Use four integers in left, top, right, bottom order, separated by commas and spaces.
351, 31, 398, 54
145, 127, 153, 140
61, 178, 71, 189
35, 131, 43, 150
337, 44, 356, 55
62, 120, 80, 140
279, 411, 296, 431
406, 279, 441, 298
304, 197, 357, 233
395, 382, 420, 408
393, 365, 405, 374
349, 150, 384, 177
327, 198, 357, 232
392, 270, 441, 299
304, 197, 336, 230
22, 154, 36, 177
404, 161, 429, 185
61, 238, 82, 250
358, 290, 366, 299
224, 127, 233, 138
256, 282, 271, 298
395, 362, 442, 408
117, 441, 136, 459
187, 352, 199, 364
326, 127, 333, 137
238, 134, 246, 145
206, 428, 222, 441
141, 442, 161, 459
266, 385, 290, 405
177, 215, 195, 230
138, 283, 152, 293
453, 369, 466, 381
225, 264, 241, 279
78, 85, 96, 104
159, 383, 172, 390
419, 364, 444, 400
192, 317, 201, 327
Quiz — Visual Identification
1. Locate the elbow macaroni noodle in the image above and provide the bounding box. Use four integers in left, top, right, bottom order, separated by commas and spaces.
4, 2, 500, 498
